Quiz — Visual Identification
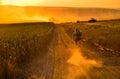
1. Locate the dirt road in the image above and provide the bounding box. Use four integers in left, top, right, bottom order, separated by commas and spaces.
29, 25, 120, 79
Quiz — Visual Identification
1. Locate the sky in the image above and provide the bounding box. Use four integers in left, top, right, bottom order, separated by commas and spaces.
0, 0, 120, 23
0, 0, 120, 8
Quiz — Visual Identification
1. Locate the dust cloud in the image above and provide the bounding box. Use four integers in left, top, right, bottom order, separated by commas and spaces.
24, 16, 49, 22
66, 45, 102, 79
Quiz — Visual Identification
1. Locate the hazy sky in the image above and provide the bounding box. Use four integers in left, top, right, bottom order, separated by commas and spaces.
0, 0, 120, 8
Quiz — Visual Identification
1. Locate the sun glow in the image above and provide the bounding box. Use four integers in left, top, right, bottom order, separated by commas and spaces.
1, 0, 41, 6
1, 0, 120, 8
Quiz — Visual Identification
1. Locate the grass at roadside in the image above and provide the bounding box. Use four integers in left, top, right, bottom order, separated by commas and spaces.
0, 22, 55, 79
63, 20, 120, 53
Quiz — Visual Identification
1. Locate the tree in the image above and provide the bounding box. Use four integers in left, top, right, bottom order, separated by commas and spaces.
76, 20, 80, 23
88, 18, 97, 23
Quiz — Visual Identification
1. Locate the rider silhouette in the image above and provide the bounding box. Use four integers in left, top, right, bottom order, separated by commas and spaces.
73, 28, 82, 44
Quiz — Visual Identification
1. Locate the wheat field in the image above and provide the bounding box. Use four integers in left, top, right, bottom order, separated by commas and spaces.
0, 22, 55, 79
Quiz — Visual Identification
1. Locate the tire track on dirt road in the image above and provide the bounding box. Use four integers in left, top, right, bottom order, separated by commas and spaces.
52, 25, 120, 79
50, 25, 102, 79
29, 25, 120, 79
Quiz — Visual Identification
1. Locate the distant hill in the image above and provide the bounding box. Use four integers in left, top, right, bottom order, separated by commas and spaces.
0, 5, 120, 23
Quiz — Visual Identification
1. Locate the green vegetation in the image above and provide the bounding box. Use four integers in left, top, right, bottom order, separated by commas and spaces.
0, 22, 55, 79
63, 20, 120, 54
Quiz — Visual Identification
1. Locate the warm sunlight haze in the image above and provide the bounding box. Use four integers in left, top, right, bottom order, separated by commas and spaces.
1, 0, 41, 6
0, 0, 120, 23
0, 0, 120, 79
0, 0, 120, 8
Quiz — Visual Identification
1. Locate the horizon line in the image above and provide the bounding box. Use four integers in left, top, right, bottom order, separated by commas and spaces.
0, 4, 120, 9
